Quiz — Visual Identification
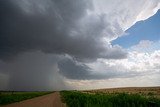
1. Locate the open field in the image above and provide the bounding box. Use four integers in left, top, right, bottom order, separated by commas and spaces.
0, 87, 160, 107
0, 91, 52, 105
82, 87, 160, 98
61, 87, 160, 107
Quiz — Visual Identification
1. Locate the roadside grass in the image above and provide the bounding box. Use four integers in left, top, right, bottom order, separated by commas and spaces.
61, 91, 160, 107
0, 91, 53, 105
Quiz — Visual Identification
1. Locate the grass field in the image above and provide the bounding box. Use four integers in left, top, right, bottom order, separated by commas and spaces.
0, 91, 53, 105
82, 87, 160, 98
61, 87, 160, 107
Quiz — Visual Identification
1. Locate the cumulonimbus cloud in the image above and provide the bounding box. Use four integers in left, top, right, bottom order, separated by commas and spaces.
0, 0, 128, 61
0, 0, 159, 90
1, 0, 159, 61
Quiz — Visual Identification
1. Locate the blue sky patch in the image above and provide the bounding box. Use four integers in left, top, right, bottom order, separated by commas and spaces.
112, 10, 160, 48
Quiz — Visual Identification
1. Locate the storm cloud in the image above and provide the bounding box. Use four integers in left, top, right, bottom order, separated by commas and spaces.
0, 0, 127, 61
0, 0, 160, 90
58, 58, 139, 80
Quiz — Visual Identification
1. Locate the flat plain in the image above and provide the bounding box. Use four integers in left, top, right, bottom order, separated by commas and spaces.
82, 87, 160, 98
61, 87, 160, 107
0, 87, 160, 107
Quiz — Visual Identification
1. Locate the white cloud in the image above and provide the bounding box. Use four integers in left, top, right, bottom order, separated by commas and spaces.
136, 1, 160, 21
131, 40, 154, 49
66, 73, 160, 90
91, 0, 160, 40
130, 40, 160, 52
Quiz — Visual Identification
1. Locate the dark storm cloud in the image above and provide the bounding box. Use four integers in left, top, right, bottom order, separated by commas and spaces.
58, 58, 127, 80
58, 58, 93, 80
0, 0, 128, 90
0, 0, 127, 61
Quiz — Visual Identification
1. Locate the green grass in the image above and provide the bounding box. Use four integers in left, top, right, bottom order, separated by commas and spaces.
61, 91, 160, 107
0, 91, 53, 105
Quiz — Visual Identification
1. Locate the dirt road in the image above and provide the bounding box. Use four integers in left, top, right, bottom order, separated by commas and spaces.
1, 92, 66, 107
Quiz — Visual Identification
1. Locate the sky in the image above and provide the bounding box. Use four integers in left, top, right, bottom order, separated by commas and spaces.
0, 0, 160, 91
112, 9, 160, 48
